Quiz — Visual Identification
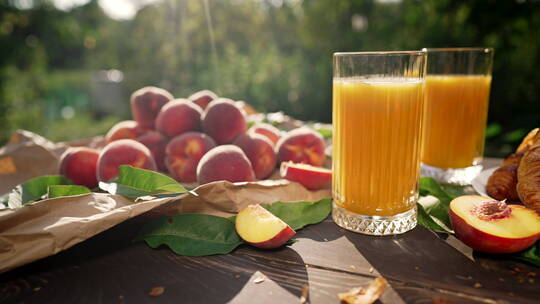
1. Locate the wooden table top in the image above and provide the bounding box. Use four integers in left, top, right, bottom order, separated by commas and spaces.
1, 158, 539, 304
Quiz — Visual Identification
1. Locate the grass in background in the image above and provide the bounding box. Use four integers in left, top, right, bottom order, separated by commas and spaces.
46, 114, 120, 143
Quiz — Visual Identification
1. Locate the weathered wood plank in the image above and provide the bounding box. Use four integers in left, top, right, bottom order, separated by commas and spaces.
1, 157, 537, 303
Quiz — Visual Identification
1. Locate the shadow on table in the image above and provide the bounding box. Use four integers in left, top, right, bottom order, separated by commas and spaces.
342, 226, 536, 303
0, 216, 310, 304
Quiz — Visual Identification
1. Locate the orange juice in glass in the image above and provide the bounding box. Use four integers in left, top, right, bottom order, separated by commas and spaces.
421, 48, 494, 185
332, 51, 426, 235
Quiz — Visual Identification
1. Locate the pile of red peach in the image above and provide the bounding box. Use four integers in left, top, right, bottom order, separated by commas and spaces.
59, 86, 331, 190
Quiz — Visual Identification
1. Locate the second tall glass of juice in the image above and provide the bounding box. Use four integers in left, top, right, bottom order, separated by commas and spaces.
332, 51, 426, 235
421, 48, 494, 184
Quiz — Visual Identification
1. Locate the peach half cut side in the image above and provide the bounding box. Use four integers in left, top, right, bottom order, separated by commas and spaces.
449, 195, 540, 254
280, 161, 332, 190
235, 204, 296, 249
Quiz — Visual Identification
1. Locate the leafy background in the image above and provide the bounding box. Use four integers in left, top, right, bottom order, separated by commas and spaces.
1, 0, 540, 157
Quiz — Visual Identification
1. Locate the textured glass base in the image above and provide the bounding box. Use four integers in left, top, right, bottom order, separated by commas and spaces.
332, 203, 417, 235
421, 163, 482, 185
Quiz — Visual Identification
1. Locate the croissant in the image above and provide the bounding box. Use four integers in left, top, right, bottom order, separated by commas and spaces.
517, 144, 540, 213
486, 152, 523, 201
516, 128, 539, 153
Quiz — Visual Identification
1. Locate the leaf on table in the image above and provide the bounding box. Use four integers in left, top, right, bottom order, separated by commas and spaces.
47, 185, 91, 198
419, 177, 455, 228
135, 214, 243, 256
262, 197, 332, 230
416, 203, 452, 233
512, 241, 540, 267
6, 175, 73, 207
99, 165, 187, 198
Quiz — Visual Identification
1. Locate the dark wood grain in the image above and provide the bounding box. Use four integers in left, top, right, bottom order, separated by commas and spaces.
1, 157, 537, 304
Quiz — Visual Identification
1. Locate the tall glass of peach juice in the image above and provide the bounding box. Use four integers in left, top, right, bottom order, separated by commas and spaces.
332, 51, 426, 235
421, 48, 494, 185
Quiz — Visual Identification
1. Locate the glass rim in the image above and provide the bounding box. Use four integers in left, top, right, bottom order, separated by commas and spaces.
333, 50, 425, 57
422, 47, 493, 53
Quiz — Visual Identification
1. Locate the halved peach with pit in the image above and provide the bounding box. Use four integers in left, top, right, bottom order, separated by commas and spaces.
449, 195, 540, 254
280, 161, 331, 190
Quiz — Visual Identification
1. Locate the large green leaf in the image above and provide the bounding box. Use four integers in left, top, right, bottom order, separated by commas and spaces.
7, 175, 73, 207
419, 177, 455, 228
47, 185, 91, 198
512, 241, 540, 267
99, 165, 187, 198
135, 214, 243, 256
262, 198, 332, 230
416, 203, 452, 233
139, 198, 332, 257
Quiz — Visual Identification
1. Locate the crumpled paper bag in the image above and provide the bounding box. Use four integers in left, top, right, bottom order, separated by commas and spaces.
0, 130, 105, 195
0, 130, 331, 274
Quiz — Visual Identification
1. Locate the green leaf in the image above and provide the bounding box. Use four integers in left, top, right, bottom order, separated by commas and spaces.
316, 128, 332, 139
485, 123, 502, 138
7, 175, 73, 207
503, 129, 527, 143
262, 197, 332, 230
47, 185, 91, 198
512, 241, 540, 267
99, 165, 187, 198
416, 203, 451, 233
419, 177, 454, 228
440, 184, 469, 198
135, 214, 243, 256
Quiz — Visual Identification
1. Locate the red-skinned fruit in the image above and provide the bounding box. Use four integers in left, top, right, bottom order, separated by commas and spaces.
233, 133, 277, 180
202, 98, 247, 144
130, 86, 173, 129
105, 120, 146, 143
59, 147, 100, 189
196, 145, 255, 184
248, 123, 281, 145
165, 132, 216, 183
188, 90, 218, 110
449, 195, 540, 254
235, 204, 296, 249
155, 99, 203, 138
275, 127, 326, 166
280, 161, 332, 190
97, 139, 157, 182
136, 131, 168, 172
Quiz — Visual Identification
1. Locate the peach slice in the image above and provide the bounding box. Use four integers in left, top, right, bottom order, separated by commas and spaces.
280, 161, 332, 190
236, 204, 296, 249
449, 195, 540, 254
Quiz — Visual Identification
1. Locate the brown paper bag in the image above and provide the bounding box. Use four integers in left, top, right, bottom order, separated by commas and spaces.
0, 130, 331, 274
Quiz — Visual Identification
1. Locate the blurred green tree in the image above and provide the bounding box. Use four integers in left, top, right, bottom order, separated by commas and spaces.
0, 0, 539, 156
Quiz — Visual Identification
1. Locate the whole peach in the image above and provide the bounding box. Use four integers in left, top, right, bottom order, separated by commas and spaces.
197, 145, 255, 184
137, 130, 168, 172
275, 128, 326, 166
233, 133, 277, 180
131, 86, 173, 129
166, 132, 216, 183
59, 147, 100, 189
189, 90, 218, 110
105, 120, 146, 143
248, 123, 281, 145
97, 139, 157, 182
155, 99, 203, 138
202, 98, 247, 144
